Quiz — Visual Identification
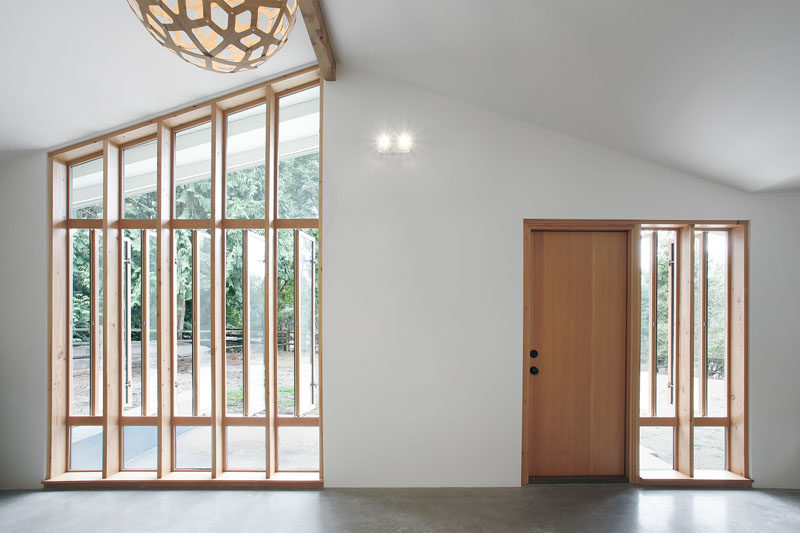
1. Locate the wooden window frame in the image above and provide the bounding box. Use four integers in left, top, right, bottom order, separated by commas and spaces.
46, 66, 323, 489
521, 220, 750, 488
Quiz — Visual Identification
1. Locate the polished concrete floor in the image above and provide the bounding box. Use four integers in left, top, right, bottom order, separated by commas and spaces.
1, 485, 799, 532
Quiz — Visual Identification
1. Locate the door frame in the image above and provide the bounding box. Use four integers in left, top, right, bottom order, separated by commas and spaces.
521, 219, 640, 485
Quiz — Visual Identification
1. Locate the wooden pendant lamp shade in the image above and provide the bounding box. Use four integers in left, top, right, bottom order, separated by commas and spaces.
128, 0, 298, 73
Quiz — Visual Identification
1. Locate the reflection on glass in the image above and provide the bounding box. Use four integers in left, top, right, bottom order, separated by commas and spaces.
175, 122, 212, 219
123, 140, 158, 219
693, 232, 702, 416
146, 231, 158, 416
70, 426, 103, 471
226, 104, 266, 219
706, 232, 728, 417
123, 425, 157, 471
175, 426, 211, 470
278, 426, 319, 471
174, 229, 212, 416
655, 231, 676, 417
639, 426, 673, 471
640, 231, 651, 416
70, 157, 103, 219
71, 229, 92, 415
247, 230, 266, 416
277, 229, 295, 415
227, 426, 266, 470
297, 231, 316, 416
278, 86, 320, 219
225, 230, 244, 416
694, 426, 726, 470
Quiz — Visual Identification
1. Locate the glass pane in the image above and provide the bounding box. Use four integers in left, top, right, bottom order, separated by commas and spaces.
123, 426, 157, 471
248, 230, 267, 416
278, 426, 319, 471
226, 426, 266, 470
175, 122, 212, 219
175, 426, 212, 470
277, 229, 295, 415
71, 229, 92, 415
145, 231, 158, 416
226, 104, 266, 219
70, 157, 103, 219
225, 230, 244, 416
693, 232, 702, 416
122, 231, 143, 416
197, 230, 212, 416
277, 86, 320, 219
69, 426, 103, 471
639, 231, 651, 416
639, 426, 673, 471
298, 231, 317, 416
706, 232, 728, 417
694, 426, 727, 470
655, 231, 676, 417
175, 229, 212, 416
123, 140, 158, 219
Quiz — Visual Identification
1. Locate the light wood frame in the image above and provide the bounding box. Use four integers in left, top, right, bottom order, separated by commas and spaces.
46, 67, 323, 488
521, 219, 751, 488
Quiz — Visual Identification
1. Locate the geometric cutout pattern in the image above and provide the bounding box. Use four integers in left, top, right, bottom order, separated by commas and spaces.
128, 0, 298, 73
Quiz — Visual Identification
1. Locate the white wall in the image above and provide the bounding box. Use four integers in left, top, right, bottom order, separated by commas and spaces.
0, 151, 48, 490
321, 68, 800, 488
0, 68, 798, 490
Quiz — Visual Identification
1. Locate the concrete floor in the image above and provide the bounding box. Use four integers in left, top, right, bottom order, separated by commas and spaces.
1, 486, 799, 532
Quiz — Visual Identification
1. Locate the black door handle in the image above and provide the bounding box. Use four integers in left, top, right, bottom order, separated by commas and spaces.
530, 349, 538, 358
530, 366, 539, 375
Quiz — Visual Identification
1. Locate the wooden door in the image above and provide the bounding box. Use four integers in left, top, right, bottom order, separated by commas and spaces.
526, 230, 628, 478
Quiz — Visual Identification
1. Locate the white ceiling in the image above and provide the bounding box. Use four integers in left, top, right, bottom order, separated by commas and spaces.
0, 0, 315, 156
3, 1, 800, 192
326, 0, 800, 192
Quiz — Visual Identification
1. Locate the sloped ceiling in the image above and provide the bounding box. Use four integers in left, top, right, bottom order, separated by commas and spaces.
2, 1, 800, 192
325, 0, 800, 192
0, 0, 315, 155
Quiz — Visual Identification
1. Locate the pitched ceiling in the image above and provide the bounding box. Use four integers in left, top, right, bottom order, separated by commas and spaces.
2, 1, 800, 192
326, 0, 800, 192
0, 1, 315, 155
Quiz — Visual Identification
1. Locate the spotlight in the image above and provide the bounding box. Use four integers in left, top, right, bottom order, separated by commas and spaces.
396, 133, 413, 153
376, 134, 392, 153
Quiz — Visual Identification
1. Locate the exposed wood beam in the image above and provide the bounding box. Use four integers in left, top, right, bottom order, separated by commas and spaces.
298, 0, 337, 81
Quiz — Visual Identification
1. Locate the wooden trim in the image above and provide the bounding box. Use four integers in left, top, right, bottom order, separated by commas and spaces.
210, 103, 226, 478
675, 225, 694, 477
172, 416, 213, 426
265, 87, 278, 478
66, 416, 103, 426
171, 219, 214, 230
222, 219, 267, 229
523, 219, 747, 229
729, 224, 749, 477
293, 229, 301, 417
692, 417, 728, 427
298, 0, 337, 81
191, 230, 200, 416
317, 79, 324, 481
638, 417, 677, 427
156, 121, 174, 478
42, 471, 322, 489
222, 416, 268, 427
639, 469, 752, 488
119, 219, 159, 229
66, 219, 104, 230
276, 416, 320, 427
275, 219, 319, 229
102, 140, 122, 478
117, 132, 158, 152
120, 416, 159, 426
627, 225, 641, 483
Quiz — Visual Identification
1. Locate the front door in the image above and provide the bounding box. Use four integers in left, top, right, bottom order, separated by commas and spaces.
526, 230, 628, 478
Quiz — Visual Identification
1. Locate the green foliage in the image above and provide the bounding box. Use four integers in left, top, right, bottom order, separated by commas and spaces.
70, 155, 319, 342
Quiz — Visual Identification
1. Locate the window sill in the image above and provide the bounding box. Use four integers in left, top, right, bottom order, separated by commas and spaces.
42, 471, 322, 489
639, 469, 752, 488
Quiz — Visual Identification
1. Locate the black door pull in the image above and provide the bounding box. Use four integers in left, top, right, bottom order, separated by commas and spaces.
530, 366, 539, 375
530, 349, 538, 358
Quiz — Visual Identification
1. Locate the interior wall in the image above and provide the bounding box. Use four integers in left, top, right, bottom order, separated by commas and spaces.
0, 151, 48, 490
0, 67, 798, 490
321, 68, 800, 488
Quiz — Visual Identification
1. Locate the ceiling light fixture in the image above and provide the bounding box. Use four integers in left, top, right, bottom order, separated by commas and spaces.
376, 134, 392, 153
127, 0, 299, 74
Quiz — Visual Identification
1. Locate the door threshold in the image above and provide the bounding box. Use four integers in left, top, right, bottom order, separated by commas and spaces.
529, 476, 629, 484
